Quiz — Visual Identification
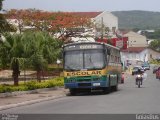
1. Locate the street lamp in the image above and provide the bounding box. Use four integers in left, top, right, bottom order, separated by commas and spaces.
56, 59, 61, 67
56, 59, 61, 76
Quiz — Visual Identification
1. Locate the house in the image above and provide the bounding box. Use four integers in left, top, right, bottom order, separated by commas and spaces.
92, 11, 118, 32
123, 31, 148, 47
69, 11, 118, 37
6, 19, 22, 33
71, 11, 118, 31
121, 47, 160, 66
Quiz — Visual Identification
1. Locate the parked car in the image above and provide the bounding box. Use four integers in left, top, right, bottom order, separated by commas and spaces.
141, 62, 150, 70
132, 66, 144, 75
153, 65, 159, 74
156, 67, 160, 79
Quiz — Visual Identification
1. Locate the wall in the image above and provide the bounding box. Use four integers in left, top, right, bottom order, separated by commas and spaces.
93, 11, 118, 31
124, 31, 148, 47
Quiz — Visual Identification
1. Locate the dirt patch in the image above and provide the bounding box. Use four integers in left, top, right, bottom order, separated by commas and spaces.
0, 70, 36, 78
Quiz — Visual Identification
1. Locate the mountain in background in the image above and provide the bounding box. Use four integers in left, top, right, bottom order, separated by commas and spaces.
112, 10, 160, 30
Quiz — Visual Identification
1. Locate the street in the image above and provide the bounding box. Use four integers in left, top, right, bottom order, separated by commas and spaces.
0, 69, 160, 114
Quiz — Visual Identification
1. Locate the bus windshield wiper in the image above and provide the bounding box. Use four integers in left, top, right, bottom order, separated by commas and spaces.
65, 65, 79, 71
85, 66, 99, 70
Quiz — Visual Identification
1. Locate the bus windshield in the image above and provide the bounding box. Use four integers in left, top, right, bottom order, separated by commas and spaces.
64, 50, 106, 71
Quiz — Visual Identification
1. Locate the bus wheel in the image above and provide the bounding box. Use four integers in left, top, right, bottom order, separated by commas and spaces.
113, 78, 119, 91
69, 88, 77, 96
102, 87, 110, 94
113, 84, 118, 91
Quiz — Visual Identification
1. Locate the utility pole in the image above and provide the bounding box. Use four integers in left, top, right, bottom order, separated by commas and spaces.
101, 17, 104, 39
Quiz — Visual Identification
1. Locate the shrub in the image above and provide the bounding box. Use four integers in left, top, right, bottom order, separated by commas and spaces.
150, 59, 160, 65
0, 86, 12, 93
0, 77, 64, 93
11, 86, 28, 91
0, 85, 4, 93
25, 81, 37, 90
48, 65, 63, 71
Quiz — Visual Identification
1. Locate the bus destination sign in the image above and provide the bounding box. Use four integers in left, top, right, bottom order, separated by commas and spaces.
64, 44, 103, 51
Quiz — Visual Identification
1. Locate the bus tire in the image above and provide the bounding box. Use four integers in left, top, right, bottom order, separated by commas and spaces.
114, 83, 118, 91
103, 76, 111, 94
102, 87, 110, 94
69, 88, 77, 96
114, 75, 119, 91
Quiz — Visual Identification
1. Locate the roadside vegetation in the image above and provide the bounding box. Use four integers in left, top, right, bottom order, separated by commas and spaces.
0, 31, 63, 86
0, 77, 64, 93
150, 59, 160, 65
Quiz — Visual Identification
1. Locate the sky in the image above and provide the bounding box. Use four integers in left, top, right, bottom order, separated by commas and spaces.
2, 0, 160, 12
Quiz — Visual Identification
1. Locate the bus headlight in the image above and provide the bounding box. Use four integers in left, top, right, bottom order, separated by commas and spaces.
93, 78, 100, 81
67, 79, 75, 83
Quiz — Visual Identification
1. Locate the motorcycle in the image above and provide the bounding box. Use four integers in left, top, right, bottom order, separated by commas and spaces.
136, 74, 143, 88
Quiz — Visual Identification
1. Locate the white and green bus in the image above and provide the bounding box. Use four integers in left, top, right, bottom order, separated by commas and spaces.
63, 42, 122, 95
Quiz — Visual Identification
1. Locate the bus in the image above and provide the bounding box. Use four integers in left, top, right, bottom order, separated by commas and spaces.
63, 42, 122, 95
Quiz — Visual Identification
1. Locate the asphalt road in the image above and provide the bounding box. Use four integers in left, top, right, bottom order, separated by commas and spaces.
1, 69, 160, 114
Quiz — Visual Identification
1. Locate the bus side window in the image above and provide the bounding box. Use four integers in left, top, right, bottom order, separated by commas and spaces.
118, 57, 120, 63
115, 56, 117, 63
110, 55, 113, 63
108, 49, 111, 55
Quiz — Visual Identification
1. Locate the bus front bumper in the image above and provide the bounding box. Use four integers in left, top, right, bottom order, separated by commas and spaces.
65, 81, 108, 89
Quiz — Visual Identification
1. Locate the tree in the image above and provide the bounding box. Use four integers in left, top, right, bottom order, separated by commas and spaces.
145, 29, 160, 39
0, 1, 16, 32
11, 57, 20, 86
0, 31, 63, 85
149, 39, 160, 52
0, 33, 14, 69
5, 10, 92, 38
0, 0, 3, 11
30, 53, 47, 82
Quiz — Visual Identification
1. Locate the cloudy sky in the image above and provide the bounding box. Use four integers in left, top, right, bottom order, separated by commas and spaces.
2, 0, 160, 12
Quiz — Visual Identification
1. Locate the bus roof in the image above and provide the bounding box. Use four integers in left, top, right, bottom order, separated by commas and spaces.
63, 42, 120, 50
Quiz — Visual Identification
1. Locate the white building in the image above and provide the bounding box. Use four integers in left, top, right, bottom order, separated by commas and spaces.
121, 47, 160, 66
124, 31, 148, 47
92, 11, 118, 32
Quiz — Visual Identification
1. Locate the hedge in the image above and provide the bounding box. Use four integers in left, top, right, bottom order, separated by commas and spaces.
0, 77, 64, 93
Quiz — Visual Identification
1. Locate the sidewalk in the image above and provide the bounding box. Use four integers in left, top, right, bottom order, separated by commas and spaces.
0, 87, 68, 111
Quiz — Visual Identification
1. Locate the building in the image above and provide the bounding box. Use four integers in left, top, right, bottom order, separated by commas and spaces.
92, 11, 118, 32
97, 37, 128, 50
121, 47, 160, 66
124, 31, 148, 47
71, 11, 118, 31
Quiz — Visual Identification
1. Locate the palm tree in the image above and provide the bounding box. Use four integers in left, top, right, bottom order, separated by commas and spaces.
30, 53, 47, 82
21, 31, 63, 82
0, 31, 63, 84
0, 33, 13, 69
11, 57, 20, 86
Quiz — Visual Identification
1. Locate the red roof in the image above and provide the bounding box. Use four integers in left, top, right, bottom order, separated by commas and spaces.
121, 47, 147, 53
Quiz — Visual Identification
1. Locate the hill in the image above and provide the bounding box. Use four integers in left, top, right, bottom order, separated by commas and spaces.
112, 10, 160, 29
